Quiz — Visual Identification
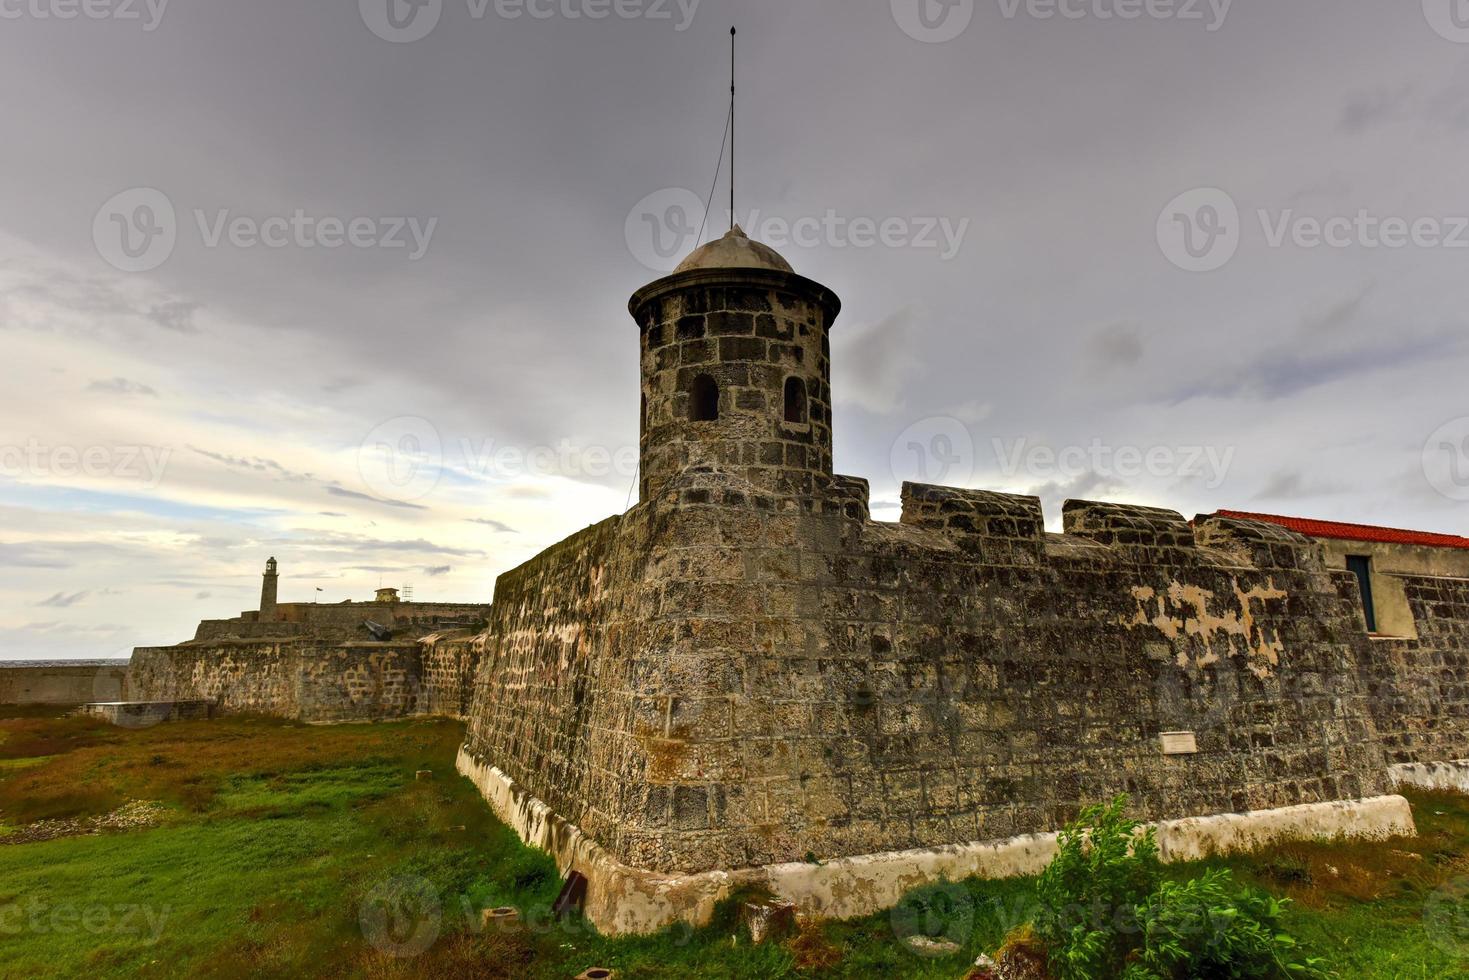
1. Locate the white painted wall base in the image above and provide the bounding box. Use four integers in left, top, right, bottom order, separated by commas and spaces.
457, 748, 1415, 936
1390, 760, 1469, 794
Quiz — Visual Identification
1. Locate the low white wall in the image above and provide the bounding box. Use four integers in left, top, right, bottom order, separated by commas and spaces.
457, 747, 1416, 937
1390, 760, 1469, 794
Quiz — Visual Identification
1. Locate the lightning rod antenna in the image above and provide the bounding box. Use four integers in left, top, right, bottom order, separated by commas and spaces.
730, 26, 736, 233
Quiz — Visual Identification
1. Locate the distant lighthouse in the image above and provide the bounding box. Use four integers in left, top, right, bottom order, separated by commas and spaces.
259, 557, 279, 622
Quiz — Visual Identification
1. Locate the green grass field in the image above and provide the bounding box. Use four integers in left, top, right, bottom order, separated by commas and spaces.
1, 707, 1466, 978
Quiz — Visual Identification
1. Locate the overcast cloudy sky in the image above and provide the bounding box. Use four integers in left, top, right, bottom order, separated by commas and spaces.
2, 0, 1467, 660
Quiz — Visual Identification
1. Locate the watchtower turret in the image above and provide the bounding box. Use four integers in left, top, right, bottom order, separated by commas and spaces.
628, 226, 841, 501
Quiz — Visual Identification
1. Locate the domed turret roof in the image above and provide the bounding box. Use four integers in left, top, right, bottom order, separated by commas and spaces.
674, 225, 794, 274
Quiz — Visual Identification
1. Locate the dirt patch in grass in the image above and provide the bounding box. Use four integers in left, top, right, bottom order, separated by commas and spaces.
1229, 790, 1469, 909
356, 931, 539, 980
788, 917, 843, 972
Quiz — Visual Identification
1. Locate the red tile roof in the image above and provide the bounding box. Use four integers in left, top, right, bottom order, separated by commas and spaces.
1212, 510, 1469, 551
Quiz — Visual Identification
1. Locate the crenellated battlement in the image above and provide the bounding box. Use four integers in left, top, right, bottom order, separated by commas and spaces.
899, 482, 1044, 563
890, 486, 1336, 576
1193, 513, 1326, 571
1062, 499, 1197, 552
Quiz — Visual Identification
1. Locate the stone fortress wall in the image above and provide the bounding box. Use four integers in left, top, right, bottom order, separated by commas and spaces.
452, 228, 1469, 933
0, 660, 130, 705
197, 600, 488, 642
127, 641, 448, 724
118, 226, 1469, 934
126, 584, 491, 723
459, 474, 1468, 876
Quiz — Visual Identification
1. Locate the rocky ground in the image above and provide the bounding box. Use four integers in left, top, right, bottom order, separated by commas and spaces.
0, 799, 166, 845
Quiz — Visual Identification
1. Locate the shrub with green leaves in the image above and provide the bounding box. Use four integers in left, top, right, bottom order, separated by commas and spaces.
1034, 796, 1163, 979
1033, 796, 1331, 980
1124, 869, 1328, 980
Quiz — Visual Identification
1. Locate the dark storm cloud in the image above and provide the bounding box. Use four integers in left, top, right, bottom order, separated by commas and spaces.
36, 590, 90, 608
1086, 322, 1145, 369
1165, 331, 1458, 404
1338, 85, 1415, 134
86, 377, 157, 397
190, 447, 315, 483
5, 0, 1469, 650
323, 486, 430, 511
144, 300, 201, 333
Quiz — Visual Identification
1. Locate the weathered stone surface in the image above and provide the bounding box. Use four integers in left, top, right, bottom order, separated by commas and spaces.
124, 565, 491, 723
0, 660, 129, 705
118, 234, 1469, 940
453, 245, 1469, 895
741, 899, 797, 944
81, 700, 213, 726
457, 747, 1411, 936
456, 463, 1442, 878
127, 636, 483, 724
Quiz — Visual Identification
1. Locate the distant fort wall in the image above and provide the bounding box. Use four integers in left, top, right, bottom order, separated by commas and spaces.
203, 600, 489, 640
124, 571, 491, 723
0, 660, 130, 705
127, 634, 486, 724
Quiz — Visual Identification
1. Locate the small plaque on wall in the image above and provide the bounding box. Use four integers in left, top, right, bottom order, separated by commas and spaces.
1160, 731, 1199, 756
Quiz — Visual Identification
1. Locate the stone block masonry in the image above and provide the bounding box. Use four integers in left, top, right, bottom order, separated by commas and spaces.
0, 660, 130, 705
455, 230, 1465, 933
82, 700, 214, 726
460, 475, 1412, 890
119, 227, 1469, 935
128, 635, 485, 724
123, 564, 491, 723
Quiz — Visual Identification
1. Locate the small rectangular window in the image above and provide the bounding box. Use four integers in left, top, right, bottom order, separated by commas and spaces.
783, 377, 808, 424
1347, 555, 1377, 633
